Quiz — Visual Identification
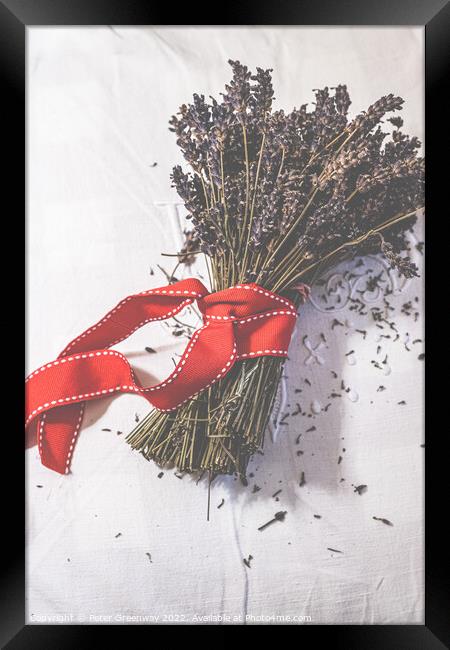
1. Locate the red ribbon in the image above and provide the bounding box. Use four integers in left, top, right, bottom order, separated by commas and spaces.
25, 279, 297, 474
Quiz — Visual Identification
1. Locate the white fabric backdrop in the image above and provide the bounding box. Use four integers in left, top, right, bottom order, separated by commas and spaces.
26, 27, 424, 625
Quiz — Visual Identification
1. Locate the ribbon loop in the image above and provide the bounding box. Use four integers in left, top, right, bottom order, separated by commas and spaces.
25, 279, 297, 474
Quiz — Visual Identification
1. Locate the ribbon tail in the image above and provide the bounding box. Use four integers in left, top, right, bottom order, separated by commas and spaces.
37, 404, 85, 474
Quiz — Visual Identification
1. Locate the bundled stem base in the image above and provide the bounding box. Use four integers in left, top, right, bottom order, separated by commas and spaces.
126, 356, 285, 477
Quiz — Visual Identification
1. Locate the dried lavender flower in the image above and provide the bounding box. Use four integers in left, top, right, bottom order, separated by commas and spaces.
178, 229, 200, 266
250, 67, 274, 131
222, 60, 252, 125
380, 236, 419, 279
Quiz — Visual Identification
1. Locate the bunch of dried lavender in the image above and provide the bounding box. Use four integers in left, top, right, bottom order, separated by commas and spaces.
127, 61, 424, 479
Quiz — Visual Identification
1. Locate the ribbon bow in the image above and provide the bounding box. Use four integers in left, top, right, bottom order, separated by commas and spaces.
25, 279, 297, 474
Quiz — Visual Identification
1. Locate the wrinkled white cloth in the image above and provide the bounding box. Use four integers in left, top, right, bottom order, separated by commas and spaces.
27, 26, 424, 625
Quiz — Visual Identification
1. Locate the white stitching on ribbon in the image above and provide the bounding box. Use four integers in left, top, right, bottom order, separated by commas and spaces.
228, 284, 294, 309
27, 283, 297, 459
64, 295, 195, 354
25, 350, 123, 383
205, 309, 297, 322
64, 403, 85, 474
156, 343, 238, 412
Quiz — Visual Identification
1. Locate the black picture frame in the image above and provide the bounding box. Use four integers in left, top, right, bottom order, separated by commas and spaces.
2, 0, 448, 646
